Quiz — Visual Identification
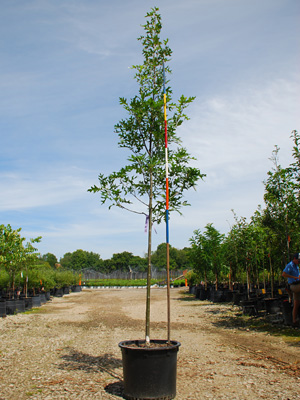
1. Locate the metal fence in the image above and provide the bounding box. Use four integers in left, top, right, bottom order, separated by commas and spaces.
81, 267, 184, 281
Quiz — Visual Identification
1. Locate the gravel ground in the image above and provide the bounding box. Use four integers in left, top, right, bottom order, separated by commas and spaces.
0, 288, 299, 400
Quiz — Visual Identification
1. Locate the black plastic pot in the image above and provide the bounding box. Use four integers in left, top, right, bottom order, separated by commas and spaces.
0, 300, 6, 317
223, 289, 233, 302
282, 300, 293, 326
119, 339, 181, 400
241, 299, 258, 316
264, 298, 281, 314
63, 286, 70, 295
71, 285, 82, 293
211, 290, 224, 303
199, 288, 208, 300
31, 295, 41, 307
189, 286, 196, 295
24, 297, 33, 310
54, 288, 64, 297
15, 299, 25, 313
6, 299, 16, 315
232, 291, 241, 305
45, 291, 51, 301
195, 287, 201, 299
40, 293, 47, 304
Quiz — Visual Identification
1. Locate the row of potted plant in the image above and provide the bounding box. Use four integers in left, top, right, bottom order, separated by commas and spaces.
189, 283, 298, 326
0, 282, 82, 317
0, 268, 81, 298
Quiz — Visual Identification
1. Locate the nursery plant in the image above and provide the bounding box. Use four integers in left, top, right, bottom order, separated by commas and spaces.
0, 224, 41, 298
89, 8, 203, 399
54, 269, 75, 289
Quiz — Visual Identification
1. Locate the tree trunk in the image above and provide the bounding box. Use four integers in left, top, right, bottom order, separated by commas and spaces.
269, 254, 274, 298
246, 261, 250, 300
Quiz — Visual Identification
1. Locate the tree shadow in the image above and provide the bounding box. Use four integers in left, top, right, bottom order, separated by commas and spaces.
212, 312, 300, 344
59, 347, 126, 398
175, 295, 204, 302
59, 347, 122, 379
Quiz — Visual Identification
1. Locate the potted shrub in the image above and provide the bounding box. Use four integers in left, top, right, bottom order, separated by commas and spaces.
0, 269, 9, 317
71, 272, 82, 292
89, 8, 203, 399
26, 267, 43, 307
40, 268, 56, 300
54, 269, 74, 296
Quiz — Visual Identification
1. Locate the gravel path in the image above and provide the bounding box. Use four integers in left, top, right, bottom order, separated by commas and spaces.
0, 288, 299, 399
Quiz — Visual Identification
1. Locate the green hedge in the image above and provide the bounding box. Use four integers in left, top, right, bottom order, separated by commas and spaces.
172, 279, 185, 287
82, 279, 155, 287
82, 278, 186, 287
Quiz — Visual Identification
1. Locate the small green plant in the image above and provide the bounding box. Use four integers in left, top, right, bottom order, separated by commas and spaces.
83, 278, 160, 287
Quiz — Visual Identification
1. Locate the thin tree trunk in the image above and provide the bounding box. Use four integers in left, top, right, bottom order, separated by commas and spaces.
269, 254, 274, 298
246, 261, 250, 300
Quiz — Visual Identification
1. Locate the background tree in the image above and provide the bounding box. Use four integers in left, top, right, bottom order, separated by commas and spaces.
110, 252, 135, 272
130, 255, 148, 271
59, 252, 73, 269
42, 253, 58, 268
60, 250, 103, 271
89, 7, 204, 343
151, 243, 177, 270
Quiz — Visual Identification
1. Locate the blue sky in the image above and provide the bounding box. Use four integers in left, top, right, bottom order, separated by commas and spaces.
1, 0, 299, 260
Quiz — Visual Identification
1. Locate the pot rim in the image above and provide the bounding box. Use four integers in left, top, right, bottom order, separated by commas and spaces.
118, 339, 181, 351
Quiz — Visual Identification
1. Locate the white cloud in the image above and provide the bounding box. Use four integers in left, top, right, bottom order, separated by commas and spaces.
181, 76, 299, 178
0, 167, 90, 211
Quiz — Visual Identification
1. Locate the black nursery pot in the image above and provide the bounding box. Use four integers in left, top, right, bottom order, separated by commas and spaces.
264, 298, 281, 314
6, 299, 16, 315
119, 339, 181, 400
282, 300, 293, 326
0, 300, 6, 317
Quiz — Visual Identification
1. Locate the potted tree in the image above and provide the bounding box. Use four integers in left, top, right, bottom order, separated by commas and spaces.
0, 269, 9, 317
53, 269, 74, 297
89, 8, 204, 399
0, 224, 24, 301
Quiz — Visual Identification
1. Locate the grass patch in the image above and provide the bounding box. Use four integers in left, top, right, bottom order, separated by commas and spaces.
23, 307, 47, 315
